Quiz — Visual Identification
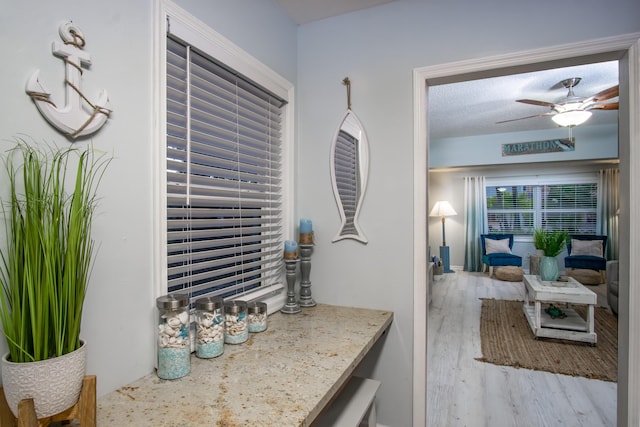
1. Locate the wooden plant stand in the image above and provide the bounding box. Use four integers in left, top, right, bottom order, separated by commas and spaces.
0, 375, 96, 427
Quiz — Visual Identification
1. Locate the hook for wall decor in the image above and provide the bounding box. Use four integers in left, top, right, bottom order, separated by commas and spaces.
343, 77, 351, 110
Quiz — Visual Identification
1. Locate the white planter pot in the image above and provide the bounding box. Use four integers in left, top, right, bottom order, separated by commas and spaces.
1, 340, 86, 418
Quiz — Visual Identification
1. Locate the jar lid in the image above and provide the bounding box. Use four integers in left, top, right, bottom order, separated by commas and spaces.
195, 296, 223, 311
224, 300, 247, 314
247, 301, 267, 314
156, 293, 189, 310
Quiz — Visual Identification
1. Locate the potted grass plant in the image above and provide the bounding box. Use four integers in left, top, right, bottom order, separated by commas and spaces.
0, 138, 109, 418
535, 229, 569, 281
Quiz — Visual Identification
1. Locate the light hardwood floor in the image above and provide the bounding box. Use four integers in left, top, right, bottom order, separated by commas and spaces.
427, 270, 617, 427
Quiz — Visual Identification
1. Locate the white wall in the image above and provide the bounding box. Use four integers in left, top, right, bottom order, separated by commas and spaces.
430, 124, 618, 168
0, 0, 297, 398
296, 0, 639, 425
1, 0, 156, 397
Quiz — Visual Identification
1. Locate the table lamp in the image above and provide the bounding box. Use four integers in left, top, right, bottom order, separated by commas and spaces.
429, 201, 457, 273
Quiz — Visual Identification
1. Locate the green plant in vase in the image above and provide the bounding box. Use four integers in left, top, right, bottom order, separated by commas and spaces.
535, 229, 569, 281
0, 138, 110, 418
538, 230, 568, 257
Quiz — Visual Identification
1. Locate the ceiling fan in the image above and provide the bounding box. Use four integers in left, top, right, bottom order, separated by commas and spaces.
497, 77, 619, 127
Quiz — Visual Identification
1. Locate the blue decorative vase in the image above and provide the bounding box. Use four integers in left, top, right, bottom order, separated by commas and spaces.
539, 256, 559, 281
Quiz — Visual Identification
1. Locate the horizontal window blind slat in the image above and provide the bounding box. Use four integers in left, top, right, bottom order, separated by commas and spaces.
168, 248, 281, 277
170, 269, 282, 298
166, 167, 282, 193
168, 226, 281, 245
167, 239, 281, 260
168, 258, 281, 290
167, 195, 280, 210
168, 241, 276, 263
167, 186, 282, 204
167, 206, 280, 218
168, 135, 283, 167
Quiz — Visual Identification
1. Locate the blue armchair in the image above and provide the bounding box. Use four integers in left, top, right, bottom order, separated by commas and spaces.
481, 234, 522, 278
565, 234, 607, 280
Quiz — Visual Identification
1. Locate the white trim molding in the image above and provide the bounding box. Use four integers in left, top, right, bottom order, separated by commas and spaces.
414, 32, 640, 427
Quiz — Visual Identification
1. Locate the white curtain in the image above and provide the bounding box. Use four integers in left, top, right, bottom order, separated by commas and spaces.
598, 168, 619, 260
463, 176, 486, 271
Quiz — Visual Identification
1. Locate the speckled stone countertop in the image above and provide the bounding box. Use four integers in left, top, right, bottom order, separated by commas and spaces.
97, 304, 393, 426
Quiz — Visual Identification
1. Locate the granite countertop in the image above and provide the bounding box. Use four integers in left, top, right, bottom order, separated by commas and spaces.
97, 304, 393, 426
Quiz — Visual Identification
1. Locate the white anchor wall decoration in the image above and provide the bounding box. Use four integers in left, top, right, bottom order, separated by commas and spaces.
26, 22, 112, 139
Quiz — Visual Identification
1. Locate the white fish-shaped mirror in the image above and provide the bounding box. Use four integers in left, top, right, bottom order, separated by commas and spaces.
330, 78, 369, 243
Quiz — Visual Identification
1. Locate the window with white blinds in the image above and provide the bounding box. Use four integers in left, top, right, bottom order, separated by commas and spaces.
165, 33, 287, 303
486, 181, 598, 236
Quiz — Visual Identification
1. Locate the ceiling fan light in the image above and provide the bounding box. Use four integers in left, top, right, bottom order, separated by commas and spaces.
552, 110, 592, 127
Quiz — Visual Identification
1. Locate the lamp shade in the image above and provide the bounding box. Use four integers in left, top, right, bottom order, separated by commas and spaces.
429, 201, 457, 217
551, 110, 592, 127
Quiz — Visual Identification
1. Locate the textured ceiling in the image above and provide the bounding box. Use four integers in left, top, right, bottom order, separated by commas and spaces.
429, 60, 619, 139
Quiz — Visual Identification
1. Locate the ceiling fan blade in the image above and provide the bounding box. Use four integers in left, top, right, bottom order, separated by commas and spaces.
589, 102, 619, 111
516, 99, 556, 108
496, 112, 553, 124
584, 85, 619, 103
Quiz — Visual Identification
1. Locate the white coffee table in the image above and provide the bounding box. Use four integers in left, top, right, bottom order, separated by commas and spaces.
522, 274, 597, 345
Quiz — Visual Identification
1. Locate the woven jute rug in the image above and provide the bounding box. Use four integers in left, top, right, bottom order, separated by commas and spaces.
476, 298, 618, 382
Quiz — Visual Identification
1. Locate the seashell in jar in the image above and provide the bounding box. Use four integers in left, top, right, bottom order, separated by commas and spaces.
200, 317, 213, 328
178, 311, 189, 325
167, 317, 181, 328
159, 335, 169, 347
164, 324, 177, 337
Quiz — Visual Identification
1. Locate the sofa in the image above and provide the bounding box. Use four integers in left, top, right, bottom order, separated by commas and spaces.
606, 260, 619, 316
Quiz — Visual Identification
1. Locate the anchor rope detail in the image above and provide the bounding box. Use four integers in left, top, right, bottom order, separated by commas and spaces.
26, 22, 111, 140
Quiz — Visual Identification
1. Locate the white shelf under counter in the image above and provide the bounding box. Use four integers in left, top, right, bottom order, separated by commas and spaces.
97, 304, 393, 426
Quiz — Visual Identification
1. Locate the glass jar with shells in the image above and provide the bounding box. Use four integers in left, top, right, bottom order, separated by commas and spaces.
195, 296, 225, 358
247, 302, 268, 333
156, 294, 191, 379
223, 301, 248, 344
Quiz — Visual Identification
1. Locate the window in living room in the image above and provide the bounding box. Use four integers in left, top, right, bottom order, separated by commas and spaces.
485, 176, 598, 236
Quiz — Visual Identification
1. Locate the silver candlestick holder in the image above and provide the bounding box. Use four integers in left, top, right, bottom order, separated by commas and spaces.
298, 244, 316, 307
281, 258, 301, 314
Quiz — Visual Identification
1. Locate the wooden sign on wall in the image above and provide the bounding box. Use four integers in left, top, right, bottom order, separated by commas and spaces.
502, 138, 575, 156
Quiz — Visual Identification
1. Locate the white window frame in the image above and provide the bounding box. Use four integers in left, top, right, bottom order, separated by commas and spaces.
152, 0, 294, 311
485, 173, 599, 240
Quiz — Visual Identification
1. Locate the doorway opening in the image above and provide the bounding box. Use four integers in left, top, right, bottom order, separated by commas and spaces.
412, 33, 640, 426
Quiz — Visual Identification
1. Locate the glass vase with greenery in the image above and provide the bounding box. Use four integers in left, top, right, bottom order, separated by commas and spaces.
0, 139, 110, 363
536, 229, 569, 257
